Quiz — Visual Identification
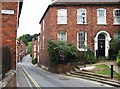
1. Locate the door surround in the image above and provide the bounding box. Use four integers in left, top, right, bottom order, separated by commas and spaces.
94, 31, 111, 57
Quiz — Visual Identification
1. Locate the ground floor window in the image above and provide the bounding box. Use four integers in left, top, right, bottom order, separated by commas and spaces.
77, 31, 87, 51
57, 32, 67, 42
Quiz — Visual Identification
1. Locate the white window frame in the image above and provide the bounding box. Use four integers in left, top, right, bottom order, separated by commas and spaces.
42, 36, 44, 49
57, 9, 67, 24
97, 8, 107, 25
43, 20, 45, 30
34, 45, 36, 51
77, 8, 87, 24
57, 32, 67, 42
113, 9, 120, 25
77, 32, 87, 51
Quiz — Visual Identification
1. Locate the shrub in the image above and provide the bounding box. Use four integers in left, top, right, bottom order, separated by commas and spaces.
48, 40, 77, 64
76, 49, 97, 64
116, 50, 120, 66
109, 40, 120, 60
32, 58, 37, 65
86, 49, 97, 64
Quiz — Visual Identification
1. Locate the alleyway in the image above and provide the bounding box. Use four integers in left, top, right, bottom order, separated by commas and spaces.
16, 55, 114, 88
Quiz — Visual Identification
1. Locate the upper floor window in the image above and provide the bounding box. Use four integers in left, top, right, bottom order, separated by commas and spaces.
57, 32, 67, 42
77, 31, 87, 51
97, 8, 106, 24
77, 8, 87, 24
57, 9, 67, 24
113, 9, 120, 24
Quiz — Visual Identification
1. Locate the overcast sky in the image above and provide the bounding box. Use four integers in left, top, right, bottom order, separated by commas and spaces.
17, 0, 51, 38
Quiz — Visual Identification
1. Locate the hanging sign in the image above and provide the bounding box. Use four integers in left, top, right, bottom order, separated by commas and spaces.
1, 10, 14, 15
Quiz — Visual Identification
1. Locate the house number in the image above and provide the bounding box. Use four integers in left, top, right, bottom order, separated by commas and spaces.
0, 10, 14, 15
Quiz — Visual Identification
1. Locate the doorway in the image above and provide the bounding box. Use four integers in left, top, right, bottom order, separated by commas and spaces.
98, 34, 105, 57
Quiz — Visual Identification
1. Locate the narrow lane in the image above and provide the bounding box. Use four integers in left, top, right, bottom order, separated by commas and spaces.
16, 62, 35, 87
19, 55, 113, 87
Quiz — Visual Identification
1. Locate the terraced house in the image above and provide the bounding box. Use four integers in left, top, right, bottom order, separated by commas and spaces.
39, 0, 120, 68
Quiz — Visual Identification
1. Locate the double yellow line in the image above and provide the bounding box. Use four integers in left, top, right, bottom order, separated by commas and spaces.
21, 66, 41, 89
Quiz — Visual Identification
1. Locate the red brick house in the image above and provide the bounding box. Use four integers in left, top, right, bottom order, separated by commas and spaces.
32, 33, 40, 63
39, 0, 120, 68
16, 40, 27, 62
1, 1, 19, 69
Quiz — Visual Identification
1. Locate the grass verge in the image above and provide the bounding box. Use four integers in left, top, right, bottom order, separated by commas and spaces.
90, 64, 120, 80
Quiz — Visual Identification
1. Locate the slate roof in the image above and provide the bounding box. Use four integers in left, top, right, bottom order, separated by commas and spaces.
52, 0, 120, 5
54, 0, 120, 3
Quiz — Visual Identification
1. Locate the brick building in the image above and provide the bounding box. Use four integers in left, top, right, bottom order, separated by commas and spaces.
39, 0, 120, 68
1, 1, 19, 68
16, 40, 27, 62
32, 33, 40, 63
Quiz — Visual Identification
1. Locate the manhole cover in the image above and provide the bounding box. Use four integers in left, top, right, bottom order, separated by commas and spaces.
59, 77, 69, 80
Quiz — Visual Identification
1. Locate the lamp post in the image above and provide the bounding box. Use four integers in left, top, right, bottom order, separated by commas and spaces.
82, 12, 86, 66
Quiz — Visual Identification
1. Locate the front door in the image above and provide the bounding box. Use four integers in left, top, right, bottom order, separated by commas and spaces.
98, 34, 105, 57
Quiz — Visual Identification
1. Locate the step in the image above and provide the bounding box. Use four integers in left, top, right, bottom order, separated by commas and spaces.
65, 72, 120, 87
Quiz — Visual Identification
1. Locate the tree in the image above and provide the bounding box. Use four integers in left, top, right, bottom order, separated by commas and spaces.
27, 42, 32, 54
18, 33, 38, 45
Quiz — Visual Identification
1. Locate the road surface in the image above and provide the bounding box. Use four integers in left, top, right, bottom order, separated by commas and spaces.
17, 55, 114, 88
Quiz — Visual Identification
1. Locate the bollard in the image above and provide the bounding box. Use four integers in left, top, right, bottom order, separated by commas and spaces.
110, 65, 114, 79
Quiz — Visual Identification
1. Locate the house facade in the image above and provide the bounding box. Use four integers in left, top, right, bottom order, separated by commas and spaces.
16, 40, 27, 62
32, 34, 40, 63
39, 0, 120, 68
1, 1, 19, 68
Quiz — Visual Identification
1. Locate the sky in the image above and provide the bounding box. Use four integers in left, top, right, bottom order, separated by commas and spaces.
17, 0, 51, 38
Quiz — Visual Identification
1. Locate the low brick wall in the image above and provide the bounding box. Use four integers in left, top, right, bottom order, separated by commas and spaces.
49, 63, 80, 73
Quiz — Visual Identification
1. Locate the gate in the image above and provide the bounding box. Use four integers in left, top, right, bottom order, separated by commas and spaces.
2, 46, 12, 78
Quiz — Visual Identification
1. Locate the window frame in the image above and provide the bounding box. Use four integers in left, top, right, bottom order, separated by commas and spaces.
77, 31, 87, 51
57, 32, 67, 42
77, 8, 87, 24
113, 9, 120, 25
57, 9, 67, 24
97, 8, 107, 25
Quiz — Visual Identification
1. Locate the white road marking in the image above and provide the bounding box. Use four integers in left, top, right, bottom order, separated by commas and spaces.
22, 66, 41, 89
21, 67, 33, 88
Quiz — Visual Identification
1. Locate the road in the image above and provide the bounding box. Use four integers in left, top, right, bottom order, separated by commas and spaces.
16, 55, 114, 88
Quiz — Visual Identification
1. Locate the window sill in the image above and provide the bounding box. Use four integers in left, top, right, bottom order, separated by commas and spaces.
57, 23, 67, 25
97, 23, 107, 25
113, 23, 120, 25
77, 48, 87, 51
77, 22, 87, 25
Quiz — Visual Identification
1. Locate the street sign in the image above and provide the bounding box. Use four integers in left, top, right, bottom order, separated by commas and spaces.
0, 10, 14, 15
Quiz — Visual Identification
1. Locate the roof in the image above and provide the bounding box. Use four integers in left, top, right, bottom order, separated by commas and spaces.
39, 0, 120, 23
52, 0, 120, 5
54, 0, 120, 3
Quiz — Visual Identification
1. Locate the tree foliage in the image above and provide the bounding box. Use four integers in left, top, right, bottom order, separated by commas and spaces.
116, 50, 120, 66
27, 42, 32, 54
18, 34, 38, 45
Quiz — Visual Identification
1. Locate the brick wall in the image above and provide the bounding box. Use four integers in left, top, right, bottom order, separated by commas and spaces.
1, 2, 18, 68
32, 35, 40, 63
39, 4, 120, 68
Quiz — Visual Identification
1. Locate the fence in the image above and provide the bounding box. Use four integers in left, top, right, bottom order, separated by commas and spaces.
2, 46, 12, 78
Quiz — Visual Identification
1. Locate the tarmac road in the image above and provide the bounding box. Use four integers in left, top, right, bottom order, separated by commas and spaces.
17, 55, 114, 88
